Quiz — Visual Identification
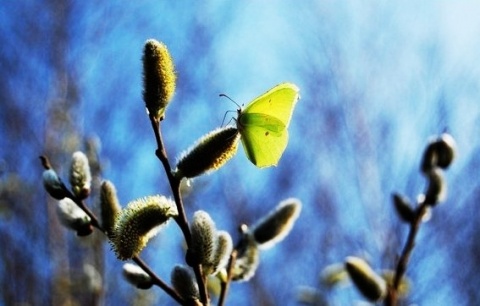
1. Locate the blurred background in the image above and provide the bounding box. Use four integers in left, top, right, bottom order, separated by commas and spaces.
1, 1, 480, 305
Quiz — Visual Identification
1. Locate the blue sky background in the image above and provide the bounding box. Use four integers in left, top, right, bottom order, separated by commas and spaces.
1, 1, 480, 305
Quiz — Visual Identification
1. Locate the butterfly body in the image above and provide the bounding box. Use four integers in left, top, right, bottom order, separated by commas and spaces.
236, 83, 299, 168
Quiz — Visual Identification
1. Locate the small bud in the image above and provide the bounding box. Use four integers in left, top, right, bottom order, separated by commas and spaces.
424, 168, 447, 206
171, 265, 200, 304
83, 264, 102, 293
207, 231, 233, 276
345, 256, 387, 302
416, 194, 433, 222
122, 263, 154, 290
216, 268, 229, 284
392, 193, 415, 223
143, 39, 176, 120
420, 141, 437, 174
420, 133, 457, 173
188, 211, 217, 267
320, 263, 349, 287
69, 151, 92, 199
99, 180, 122, 237
435, 133, 456, 169
42, 169, 68, 200
251, 198, 302, 249
111, 195, 178, 260
180, 178, 194, 198
381, 270, 410, 297
56, 198, 93, 236
174, 126, 240, 179
296, 286, 326, 305
232, 236, 260, 282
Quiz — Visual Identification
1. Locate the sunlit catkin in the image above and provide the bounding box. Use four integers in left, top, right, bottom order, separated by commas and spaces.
232, 236, 259, 282
251, 198, 302, 249
122, 263, 153, 290
174, 126, 240, 179
69, 151, 92, 199
142, 39, 176, 120
99, 180, 122, 237
111, 195, 177, 260
189, 210, 217, 267
208, 230, 233, 276
345, 256, 387, 302
56, 198, 93, 236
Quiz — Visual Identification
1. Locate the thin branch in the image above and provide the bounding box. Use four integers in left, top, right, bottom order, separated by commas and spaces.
386, 201, 429, 306
133, 256, 184, 304
149, 114, 209, 305
218, 250, 237, 306
40, 155, 184, 305
149, 114, 192, 242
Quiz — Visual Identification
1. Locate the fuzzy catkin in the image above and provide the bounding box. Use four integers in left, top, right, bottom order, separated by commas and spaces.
175, 126, 240, 179
99, 180, 122, 236
111, 195, 177, 260
142, 39, 176, 120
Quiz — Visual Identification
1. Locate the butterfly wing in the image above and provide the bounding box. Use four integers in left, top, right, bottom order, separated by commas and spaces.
242, 83, 299, 128
239, 113, 288, 167
237, 83, 299, 167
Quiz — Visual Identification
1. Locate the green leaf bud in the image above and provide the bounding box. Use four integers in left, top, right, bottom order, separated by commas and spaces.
42, 169, 68, 200
111, 195, 178, 260
142, 39, 176, 120
69, 151, 92, 199
174, 126, 240, 179
345, 256, 387, 302
251, 198, 302, 249
99, 180, 122, 237
171, 265, 200, 304
392, 193, 415, 223
56, 198, 93, 236
122, 263, 153, 290
424, 167, 447, 206
232, 236, 259, 282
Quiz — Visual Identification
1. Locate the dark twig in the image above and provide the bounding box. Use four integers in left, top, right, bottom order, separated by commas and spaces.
149, 115, 192, 242
386, 200, 429, 306
133, 256, 184, 304
218, 250, 238, 306
148, 114, 209, 305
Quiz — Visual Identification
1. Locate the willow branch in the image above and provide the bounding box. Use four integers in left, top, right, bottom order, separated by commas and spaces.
149, 114, 209, 305
133, 256, 184, 304
386, 201, 429, 306
218, 250, 237, 306
39, 155, 184, 305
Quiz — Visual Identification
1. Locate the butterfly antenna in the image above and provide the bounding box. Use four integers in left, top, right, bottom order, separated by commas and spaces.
219, 93, 242, 127
219, 93, 241, 109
